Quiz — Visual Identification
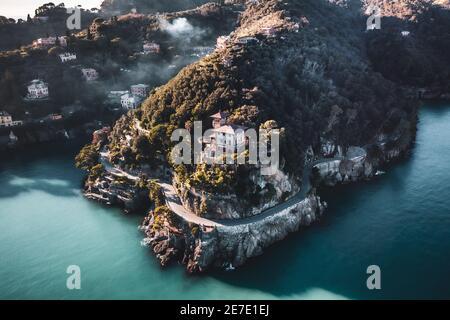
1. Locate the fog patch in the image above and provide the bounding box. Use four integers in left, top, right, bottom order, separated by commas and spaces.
159, 17, 206, 44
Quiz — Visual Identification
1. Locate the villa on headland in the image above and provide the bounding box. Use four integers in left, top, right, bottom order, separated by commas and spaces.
202, 111, 247, 161
59, 52, 77, 63
33, 36, 67, 48
26, 80, 49, 100
0, 111, 23, 128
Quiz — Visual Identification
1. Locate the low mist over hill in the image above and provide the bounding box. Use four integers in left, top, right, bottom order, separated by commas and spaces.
100, 0, 227, 14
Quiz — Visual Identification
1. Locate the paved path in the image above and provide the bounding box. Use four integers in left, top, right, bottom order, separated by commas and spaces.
159, 182, 224, 226
161, 157, 342, 228
99, 150, 140, 182
100, 129, 343, 227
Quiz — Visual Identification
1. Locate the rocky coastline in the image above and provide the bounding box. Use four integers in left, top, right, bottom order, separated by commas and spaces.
78, 0, 434, 273
174, 170, 300, 220
140, 193, 326, 272
137, 112, 417, 272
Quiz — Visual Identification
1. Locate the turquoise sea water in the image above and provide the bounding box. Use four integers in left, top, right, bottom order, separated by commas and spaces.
0, 103, 449, 299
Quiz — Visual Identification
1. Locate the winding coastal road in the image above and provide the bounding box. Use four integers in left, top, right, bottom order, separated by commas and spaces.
99, 144, 342, 228
160, 156, 341, 227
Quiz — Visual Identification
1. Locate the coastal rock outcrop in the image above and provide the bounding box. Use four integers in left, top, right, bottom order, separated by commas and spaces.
175, 169, 300, 220
82, 0, 427, 273
141, 193, 326, 272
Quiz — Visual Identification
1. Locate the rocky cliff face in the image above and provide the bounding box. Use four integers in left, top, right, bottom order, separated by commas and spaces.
141, 115, 416, 273
87, 0, 436, 272
141, 193, 326, 272
315, 110, 417, 186
175, 168, 300, 219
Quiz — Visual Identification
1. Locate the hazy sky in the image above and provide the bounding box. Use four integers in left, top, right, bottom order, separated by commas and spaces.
0, 0, 103, 20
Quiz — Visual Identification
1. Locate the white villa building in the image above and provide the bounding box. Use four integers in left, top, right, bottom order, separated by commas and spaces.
143, 41, 160, 54
130, 84, 150, 97
33, 36, 67, 48
0, 111, 23, 128
59, 52, 77, 63
81, 68, 99, 81
27, 80, 49, 100
120, 93, 142, 110
202, 111, 247, 161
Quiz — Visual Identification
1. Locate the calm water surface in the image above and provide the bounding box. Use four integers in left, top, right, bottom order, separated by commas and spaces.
0, 103, 449, 299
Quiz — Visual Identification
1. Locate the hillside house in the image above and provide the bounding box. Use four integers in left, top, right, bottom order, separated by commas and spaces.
120, 93, 142, 110
130, 84, 150, 97
0, 111, 12, 127
33, 36, 67, 48
81, 68, 99, 81
59, 52, 77, 63
202, 111, 247, 161
49, 114, 63, 121
143, 41, 160, 54
0, 111, 23, 127
27, 80, 49, 99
